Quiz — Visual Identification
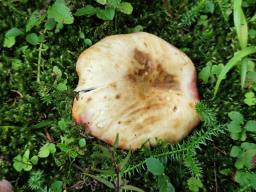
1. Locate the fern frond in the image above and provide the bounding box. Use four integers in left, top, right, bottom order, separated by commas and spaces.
37, 83, 52, 105
28, 170, 44, 190
123, 124, 224, 178
215, 0, 231, 22
196, 101, 217, 127
184, 155, 203, 178
180, 0, 206, 27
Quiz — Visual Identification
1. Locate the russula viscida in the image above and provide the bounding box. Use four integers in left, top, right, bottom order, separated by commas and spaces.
72, 32, 200, 150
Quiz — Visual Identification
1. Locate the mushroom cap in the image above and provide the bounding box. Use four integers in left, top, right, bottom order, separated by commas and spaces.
72, 32, 200, 149
0, 180, 13, 192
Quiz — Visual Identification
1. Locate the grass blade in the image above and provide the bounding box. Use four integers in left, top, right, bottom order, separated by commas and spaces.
213, 47, 256, 97
233, 0, 248, 49
240, 58, 248, 89
122, 184, 145, 192
83, 172, 115, 189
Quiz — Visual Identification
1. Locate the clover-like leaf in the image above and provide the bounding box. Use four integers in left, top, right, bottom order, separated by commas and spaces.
47, 0, 74, 24
244, 91, 256, 106
228, 111, 244, 123
227, 121, 242, 133
13, 155, 24, 172
230, 146, 242, 157
244, 120, 256, 132
38, 143, 53, 158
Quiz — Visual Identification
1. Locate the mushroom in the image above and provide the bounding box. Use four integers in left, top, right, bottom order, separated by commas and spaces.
0, 180, 13, 192
72, 32, 200, 150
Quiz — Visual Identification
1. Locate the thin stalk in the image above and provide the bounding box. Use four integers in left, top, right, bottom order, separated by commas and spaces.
110, 148, 121, 192
37, 29, 47, 83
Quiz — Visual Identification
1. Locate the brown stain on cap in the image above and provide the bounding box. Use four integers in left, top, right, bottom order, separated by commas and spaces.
127, 49, 180, 92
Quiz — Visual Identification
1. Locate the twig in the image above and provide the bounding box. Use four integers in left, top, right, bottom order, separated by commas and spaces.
44, 128, 54, 142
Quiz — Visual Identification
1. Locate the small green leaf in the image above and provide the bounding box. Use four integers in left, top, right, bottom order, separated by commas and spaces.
3, 27, 23, 48
26, 10, 45, 32
47, 0, 74, 24
5, 27, 23, 37
243, 149, 256, 169
31, 156, 39, 165
96, 7, 115, 20
118, 2, 133, 15
145, 157, 164, 176
50, 180, 63, 192
240, 130, 247, 141
74, 5, 96, 17
58, 118, 68, 131
13, 155, 24, 172
247, 71, 256, 82
187, 177, 203, 192
45, 18, 56, 30
235, 171, 256, 188
31, 120, 53, 129
23, 149, 30, 162
107, 0, 121, 8
211, 64, 224, 76
249, 29, 256, 39
3, 37, 15, 48
96, 0, 106, 5
228, 111, 244, 123
79, 138, 86, 147
199, 66, 211, 84
204, 0, 215, 13
230, 146, 242, 157
244, 92, 256, 106
241, 142, 256, 150
23, 161, 32, 171
235, 157, 244, 169
12, 59, 22, 70
84, 38, 92, 46
230, 132, 240, 140
158, 174, 175, 192
244, 120, 256, 132
227, 121, 242, 133
38, 144, 50, 158
53, 66, 62, 79
48, 143, 56, 154
26, 33, 40, 45
56, 82, 67, 91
